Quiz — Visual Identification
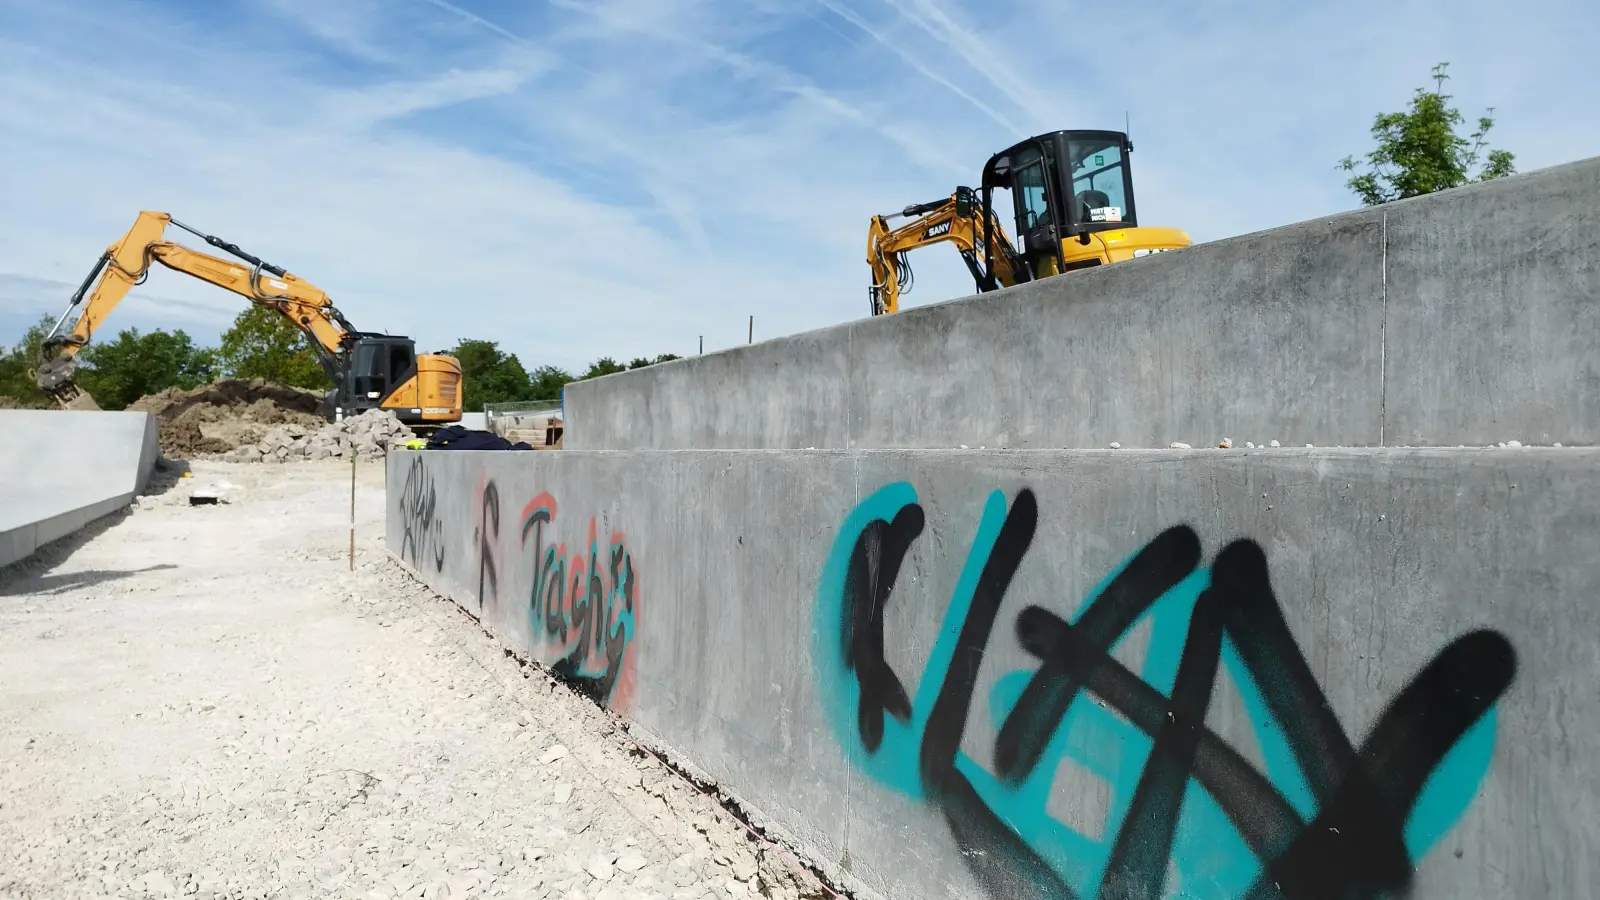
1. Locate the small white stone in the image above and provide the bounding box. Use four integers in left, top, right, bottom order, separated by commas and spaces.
1108, 441, 1121, 449
1218, 438, 1233, 449
1246, 442, 1256, 449
1507, 440, 1523, 448
729, 854, 757, 883
1269, 440, 1280, 448
553, 783, 573, 804
1167, 442, 1191, 450
539, 745, 569, 764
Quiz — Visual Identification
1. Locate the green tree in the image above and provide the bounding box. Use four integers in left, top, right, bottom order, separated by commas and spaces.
217, 304, 331, 390
627, 353, 682, 370
581, 357, 627, 379
76, 327, 218, 410
528, 364, 573, 402
0, 314, 58, 408
447, 338, 533, 411
1339, 62, 1516, 206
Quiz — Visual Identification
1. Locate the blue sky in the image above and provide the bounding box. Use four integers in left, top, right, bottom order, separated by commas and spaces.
2, 0, 1596, 373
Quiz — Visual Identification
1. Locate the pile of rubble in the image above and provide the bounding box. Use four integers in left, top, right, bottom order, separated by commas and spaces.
129, 379, 326, 457
229, 407, 414, 463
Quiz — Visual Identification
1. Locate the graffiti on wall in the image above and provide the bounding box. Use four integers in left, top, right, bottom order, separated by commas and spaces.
814, 483, 1517, 900
474, 479, 642, 710
397, 454, 445, 572
476, 478, 500, 610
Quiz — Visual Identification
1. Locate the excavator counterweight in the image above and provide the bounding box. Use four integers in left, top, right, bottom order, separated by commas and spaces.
34, 211, 462, 430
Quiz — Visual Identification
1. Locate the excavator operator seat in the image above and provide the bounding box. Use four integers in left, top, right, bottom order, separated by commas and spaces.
1076, 189, 1112, 221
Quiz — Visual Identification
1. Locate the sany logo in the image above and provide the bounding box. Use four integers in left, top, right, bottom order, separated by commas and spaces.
1132, 247, 1173, 257
923, 221, 952, 239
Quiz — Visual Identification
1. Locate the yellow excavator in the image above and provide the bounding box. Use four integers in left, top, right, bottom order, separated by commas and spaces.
34, 211, 463, 430
867, 129, 1193, 315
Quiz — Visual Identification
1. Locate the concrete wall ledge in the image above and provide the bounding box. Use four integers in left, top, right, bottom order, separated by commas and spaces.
564, 154, 1600, 452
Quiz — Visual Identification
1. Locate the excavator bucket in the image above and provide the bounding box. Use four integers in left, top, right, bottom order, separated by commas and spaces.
33, 356, 101, 410
61, 391, 102, 411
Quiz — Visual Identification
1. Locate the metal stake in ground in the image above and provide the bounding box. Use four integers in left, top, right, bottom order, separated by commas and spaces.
348, 452, 356, 570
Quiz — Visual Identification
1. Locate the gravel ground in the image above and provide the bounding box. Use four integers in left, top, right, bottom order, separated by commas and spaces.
0, 460, 830, 900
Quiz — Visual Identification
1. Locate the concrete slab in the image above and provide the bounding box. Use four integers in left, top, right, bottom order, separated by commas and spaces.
562, 154, 1600, 451
0, 410, 159, 568
389, 446, 1600, 900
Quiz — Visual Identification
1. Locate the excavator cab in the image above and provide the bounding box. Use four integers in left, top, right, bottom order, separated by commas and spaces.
979, 129, 1190, 280
339, 334, 417, 417
333, 333, 462, 431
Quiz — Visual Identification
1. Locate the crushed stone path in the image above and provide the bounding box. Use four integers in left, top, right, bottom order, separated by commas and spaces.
0, 460, 826, 900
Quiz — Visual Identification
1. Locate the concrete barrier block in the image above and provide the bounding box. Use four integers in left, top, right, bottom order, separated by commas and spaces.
563, 155, 1600, 451
388, 447, 1600, 900
0, 410, 159, 568
1382, 156, 1600, 446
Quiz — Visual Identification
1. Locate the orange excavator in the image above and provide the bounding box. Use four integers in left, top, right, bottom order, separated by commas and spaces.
34, 211, 463, 430
868, 129, 1193, 315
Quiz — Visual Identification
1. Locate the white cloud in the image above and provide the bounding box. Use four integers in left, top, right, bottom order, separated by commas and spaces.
1, 0, 1595, 377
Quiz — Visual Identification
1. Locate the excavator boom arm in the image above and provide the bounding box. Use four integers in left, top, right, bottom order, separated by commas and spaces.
36, 211, 356, 404
866, 190, 1024, 315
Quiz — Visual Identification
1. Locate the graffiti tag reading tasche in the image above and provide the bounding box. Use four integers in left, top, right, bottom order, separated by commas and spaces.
472, 480, 641, 709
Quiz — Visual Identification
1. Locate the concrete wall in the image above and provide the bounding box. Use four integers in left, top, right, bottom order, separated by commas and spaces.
0, 410, 159, 568
563, 155, 1600, 451
388, 446, 1599, 900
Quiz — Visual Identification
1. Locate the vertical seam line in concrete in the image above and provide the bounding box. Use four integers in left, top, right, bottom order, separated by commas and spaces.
846, 322, 857, 451
1379, 209, 1389, 447
845, 443, 860, 870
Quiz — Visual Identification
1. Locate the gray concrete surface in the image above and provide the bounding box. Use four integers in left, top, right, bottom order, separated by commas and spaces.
388, 446, 1600, 900
563, 155, 1600, 451
0, 410, 159, 568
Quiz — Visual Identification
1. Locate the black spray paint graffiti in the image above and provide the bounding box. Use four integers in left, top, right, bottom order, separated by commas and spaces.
520, 492, 639, 707
476, 480, 500, 611
397, 454, 445, 572
474, 482, 642, 709
815, 483, 1517, 900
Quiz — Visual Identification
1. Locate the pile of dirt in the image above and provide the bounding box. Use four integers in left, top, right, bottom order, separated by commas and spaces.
229, 407, 414, 463
128, 378, 327, 457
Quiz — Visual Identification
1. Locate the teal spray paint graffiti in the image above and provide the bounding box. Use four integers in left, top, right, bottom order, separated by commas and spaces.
473, 480, 642, 710
813, 483, 1515, 899
520, 490, 640, 708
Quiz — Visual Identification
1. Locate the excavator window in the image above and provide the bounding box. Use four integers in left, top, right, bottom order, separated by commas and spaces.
1004, 143, 1063, 276
387, 343, 414, 384
351, 341, 386, 400
1012, 150, 1052, 231
1065, 135, 1134, 227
